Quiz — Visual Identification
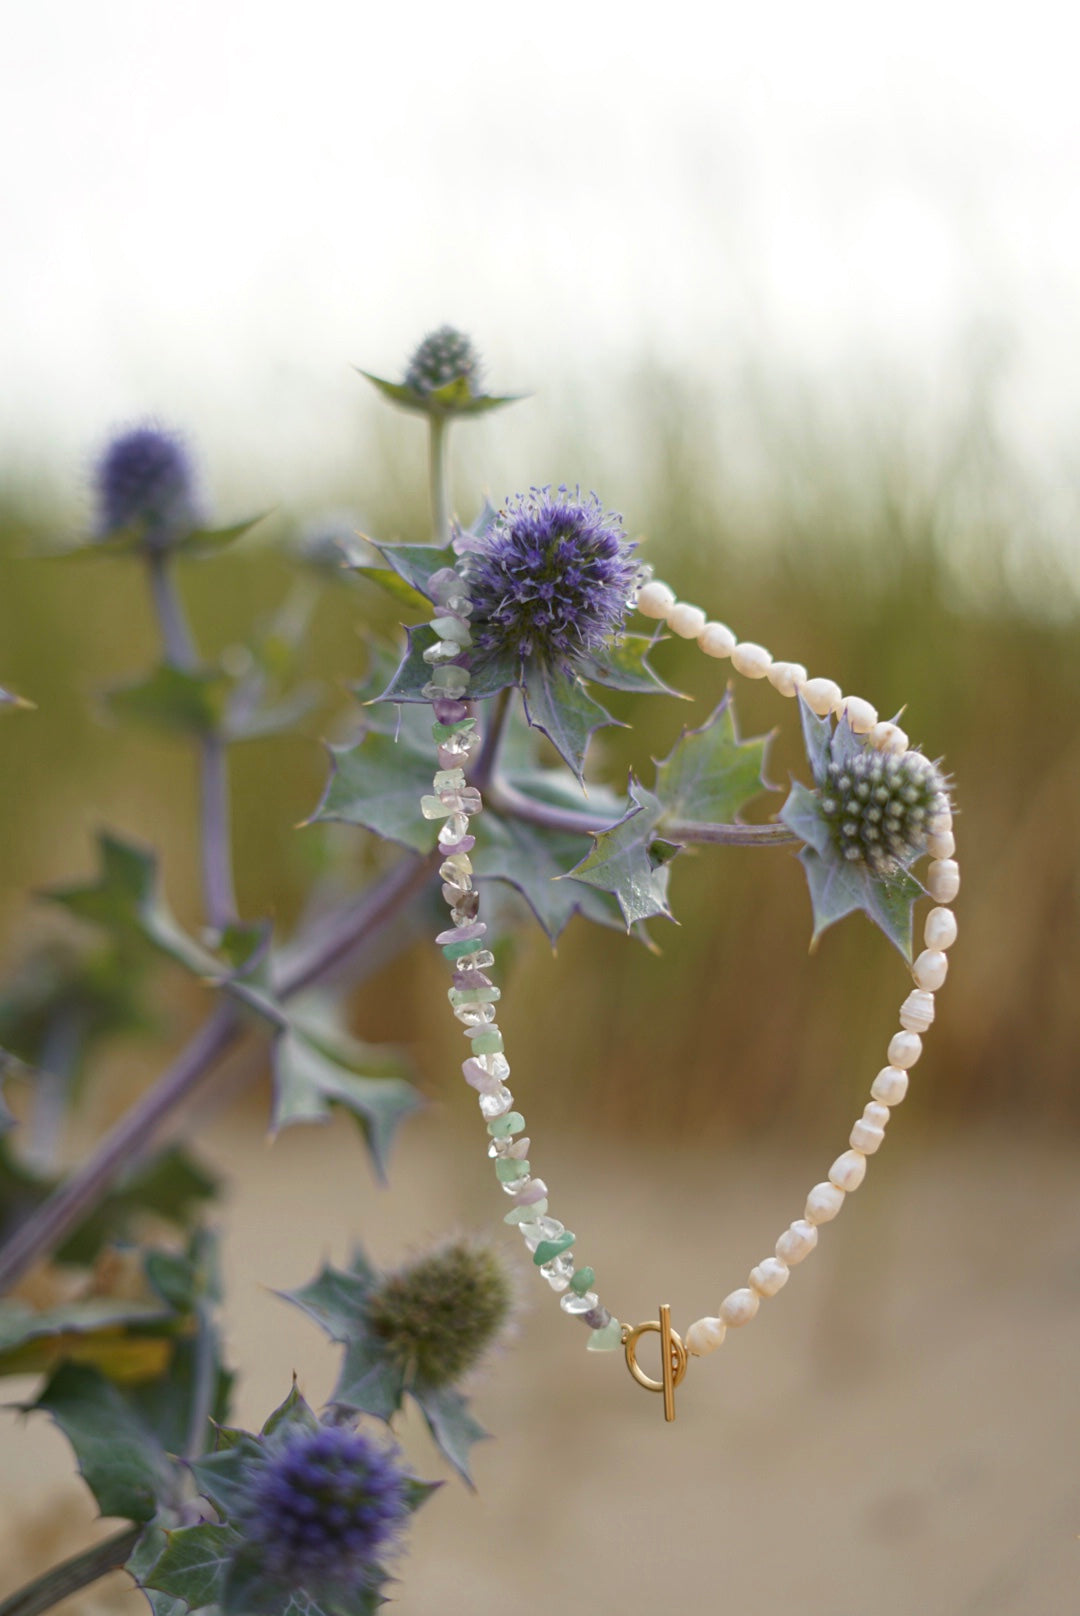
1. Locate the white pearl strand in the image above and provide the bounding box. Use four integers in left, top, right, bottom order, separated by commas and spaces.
636, 579, 959, 1360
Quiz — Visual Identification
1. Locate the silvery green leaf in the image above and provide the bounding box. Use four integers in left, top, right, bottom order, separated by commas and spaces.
472, 814, 621, 943
270, 1026, 422, 1180
797, 845, 921, 960
654, 698, 771, 827
521, 661, 618, 783
45, 834, 219, 977
412, 1383, 489, 1488
359, 369, 524, 418
142, 1523, 240, 1607
797, 693, 833, 783
578, 634, 681, 696
779, 779, 832, 855
311, 734, 434, 853
33, 1364, 179, 1521
566, 780, 673, 928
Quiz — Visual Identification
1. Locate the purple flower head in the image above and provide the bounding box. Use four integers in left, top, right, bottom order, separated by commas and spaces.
240, 1422, 409, 1593
404, 326, 481, 396
464, 486, 640, 671
94, 425, 201, 549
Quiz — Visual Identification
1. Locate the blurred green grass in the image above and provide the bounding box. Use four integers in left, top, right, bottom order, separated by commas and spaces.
0, 365, 1076, 1149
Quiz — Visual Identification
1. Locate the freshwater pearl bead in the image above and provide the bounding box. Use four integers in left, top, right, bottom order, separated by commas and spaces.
863, 1101, 890, 1128
805, 1181, 845, 1224
669, 602, 707, 639
775, 1220, 818, 1265
766, 660, 807, 697
850, 1117, 886, 1153
839, 695, 878, 733
636, 580, 676, 618
698, 621, 737, 658
828, 1150, 867, 1192
924, 907, 958, 950
801, 677, 842, 717
868, 720, 909, 755
870, 1066, 909, 1105
926, 859, 960, 903
731, 641, 772, 678
927, 806, 953, 834
718, 1287, 760, 1326
926, 829, 956, 860
899, 990, 935, 1034
888, 1031, 923, 1069
685, 1317, 727, 1356
749, 1257, 790, 1296
913, 949, 948, 990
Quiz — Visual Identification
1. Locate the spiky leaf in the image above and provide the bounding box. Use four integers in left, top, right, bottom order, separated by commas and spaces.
311, 733, 434, 853
654, 699, 770, 828
566, 780, 672, 927
45, 834, 218, 976
578, 634, 681, 696
413, 1384, 489, 1488
33, 1364, 180, 1521
270, 1026, 422, 1180
521, 661, 618, 783
104, 665, 230, 736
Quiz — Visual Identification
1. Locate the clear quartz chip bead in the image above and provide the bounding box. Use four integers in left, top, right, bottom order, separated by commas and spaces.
423, 640, 464, 665
439, 853, 473, 881
518, 1217, 565, 1252
454, 1003, 497, 1028
539, 1253, 575, 1291
438, 814, 470, 846
457, 949, 494, 970
560, 1290, 600, 1314
474, 1051, 510, 1082
479, 1086, 513, 1119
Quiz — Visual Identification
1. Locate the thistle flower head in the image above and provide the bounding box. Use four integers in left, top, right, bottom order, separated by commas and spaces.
365, 1237, 513, 1388
464, 485, 640, 670
240, 1421, 409, 1592
819, 748, 946, 873
404, 326, 481, 396
94, 425, 201, 549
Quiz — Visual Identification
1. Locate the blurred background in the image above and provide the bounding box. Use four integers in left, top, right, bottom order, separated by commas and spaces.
1, 2, 1078, 1612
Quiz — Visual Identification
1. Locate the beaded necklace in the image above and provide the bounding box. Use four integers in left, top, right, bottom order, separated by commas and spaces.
418, 569, 959, 1423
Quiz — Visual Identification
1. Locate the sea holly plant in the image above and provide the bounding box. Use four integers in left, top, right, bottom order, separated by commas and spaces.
0, 327, 950, 1616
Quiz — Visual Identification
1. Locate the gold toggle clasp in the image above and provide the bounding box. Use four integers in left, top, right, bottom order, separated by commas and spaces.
622, 1304, 688, 1422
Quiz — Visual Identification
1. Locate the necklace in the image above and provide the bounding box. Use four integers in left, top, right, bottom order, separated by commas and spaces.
416, 568, 959, 1423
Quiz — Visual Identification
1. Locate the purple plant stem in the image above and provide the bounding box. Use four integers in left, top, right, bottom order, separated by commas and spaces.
200, 730, 238, 931
0, 1525, 142, 1616
0, 1007, 239, 1295
0, 851, 442, 1296
485, 775, 798, 846
144, 550, 238, 930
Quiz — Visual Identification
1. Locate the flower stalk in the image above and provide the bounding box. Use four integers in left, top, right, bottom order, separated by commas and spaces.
0, 1526, 141, 1616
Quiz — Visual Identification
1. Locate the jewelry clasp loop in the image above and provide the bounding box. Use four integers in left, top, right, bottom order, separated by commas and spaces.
622, 1304, 687, 1422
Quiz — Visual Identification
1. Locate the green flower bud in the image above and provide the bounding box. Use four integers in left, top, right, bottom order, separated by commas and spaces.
403, 326, 481, 396
365, 1238, 513, 1388
819, 749, 946, 873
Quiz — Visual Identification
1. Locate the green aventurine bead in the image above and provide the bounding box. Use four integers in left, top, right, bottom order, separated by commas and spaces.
587, 1319, 623, 1352
504, 1199, 547, 1223
469, 1030, 504, 1054
533, 1231, 575, 1266
442, 937, 481, 961
432, 719, 476, 741
569, 1267, 595, 1295
487, 1111, 525, 1138
495, 1157, 529, 1183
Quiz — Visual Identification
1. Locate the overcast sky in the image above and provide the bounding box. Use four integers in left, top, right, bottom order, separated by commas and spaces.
3, 0, 1078, 506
